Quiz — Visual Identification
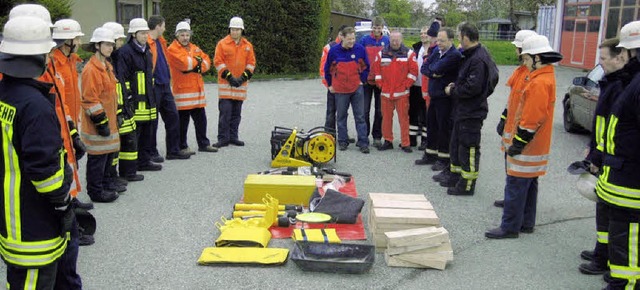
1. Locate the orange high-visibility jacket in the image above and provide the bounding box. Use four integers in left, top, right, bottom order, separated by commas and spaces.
52, 49, 82, 124
166, 40, 211, 110
319, 37, 340, 87
506, 65, 556, 178
40, 63, 81, 198
80, 56, 120, 155
501, 65, 531, 151
214, 35, 256, 101
148, 35, 169, 74
373, 46, 418, 99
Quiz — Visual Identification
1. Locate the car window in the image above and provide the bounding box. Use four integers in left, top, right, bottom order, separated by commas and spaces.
586, 65, 604, 83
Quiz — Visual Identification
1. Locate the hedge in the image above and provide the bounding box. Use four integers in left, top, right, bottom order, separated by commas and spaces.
162, 0, 330, 75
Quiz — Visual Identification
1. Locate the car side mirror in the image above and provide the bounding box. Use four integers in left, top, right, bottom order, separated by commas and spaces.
573, 77, 586, 86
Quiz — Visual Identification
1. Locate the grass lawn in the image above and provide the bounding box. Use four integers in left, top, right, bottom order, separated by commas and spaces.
404, 36, 518, 66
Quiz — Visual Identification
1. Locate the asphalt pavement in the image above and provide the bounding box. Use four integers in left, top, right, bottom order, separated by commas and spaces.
0, 65, 604, 289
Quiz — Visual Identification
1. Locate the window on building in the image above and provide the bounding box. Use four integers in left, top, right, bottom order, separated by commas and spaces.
589, 20, 600, 32
117, 0, 143, 25
565, 5, 577, 16
153, 1, 161, 15
624, 0, 636, 6
564, 20, 575, 31
606, 8, 620, 38
621, 7, 636, 26
610, 0, 621, 7
589, 4, 602, 16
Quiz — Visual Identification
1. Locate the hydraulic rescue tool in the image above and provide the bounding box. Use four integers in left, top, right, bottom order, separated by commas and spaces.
270, 126, 336, 168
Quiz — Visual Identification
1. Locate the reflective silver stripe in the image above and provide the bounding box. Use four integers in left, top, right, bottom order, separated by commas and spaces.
437, 152, 450, 158
503, 132, 512, 139
187, 56, 193, 71
81, 132, 119, 142
174, 92, 204, 99
33, 175, 62, 193
218, 84, 248, 90
609, 266, 640, 278
26, 268, 37, 290
202, 60, 210, 70
86, 103, 104, 114
409, 125, 419, 130
399, 89, 409, 96
176, 99, 206, 107
3, 123, 19, 240
381, 59, 391, 63
425, 149, 437, 154
597, 172, 640, 197
597, 231, 608, 243
510, 154, 549, 162
65, 115, 73, 122
407, 74, 417, 81
245, 64, 255, 70
518, 126, 536, 133
375, 75, 382, 80
595, 115, 605, 151
396, 57, 408, 62
216, 64, 227, 71
381, 93, 391, 98
630, 223, 638, 269
85, 142, 120, 152
0, 235, 65, 251
507, 163, 548, 173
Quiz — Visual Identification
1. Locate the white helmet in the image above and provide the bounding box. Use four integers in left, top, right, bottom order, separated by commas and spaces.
617, 21, 640, 49
175, 21, 191, 33
229, 17, 244, 30
520, 35, 554, 55
128, 18, 149, 34
89, 27, 115, 44
576, 173, 598, 202
511, 30, 537, 48
103, 22, 126, 39
9, 4, 54, 27
52, 19, 84, 40
0, 16, 57, 55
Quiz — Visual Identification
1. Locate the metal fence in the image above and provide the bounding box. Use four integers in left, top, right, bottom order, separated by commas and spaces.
479, 30, 517, 41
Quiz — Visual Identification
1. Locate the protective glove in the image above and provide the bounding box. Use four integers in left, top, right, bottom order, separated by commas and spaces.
67, 120, 86, 160
507, 127, 535, 157
90, 112, 110, 137
229, 77, 243, 88
496, 108, 507, 136
221, 69, 233, 81
193, 56, 203, 73
54, 164, 74, 237
240, 69, 253, 83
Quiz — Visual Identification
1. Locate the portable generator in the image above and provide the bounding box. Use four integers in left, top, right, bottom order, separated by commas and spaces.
270, 126, 336, 168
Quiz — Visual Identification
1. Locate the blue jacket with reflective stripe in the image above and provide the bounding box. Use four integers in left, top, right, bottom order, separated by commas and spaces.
0, 76, 71, 266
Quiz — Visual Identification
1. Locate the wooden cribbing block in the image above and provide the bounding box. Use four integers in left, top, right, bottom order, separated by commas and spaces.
385, 227, 449, 248
371, 199, 433, 210
368, 193, 428, 203
372, 208, 440, 225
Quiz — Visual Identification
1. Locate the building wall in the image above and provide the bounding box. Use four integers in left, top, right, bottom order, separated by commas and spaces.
72, 0, 117, 42
329, 11, 369, 41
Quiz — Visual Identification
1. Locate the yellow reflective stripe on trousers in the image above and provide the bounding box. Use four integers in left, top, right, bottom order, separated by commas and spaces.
2, 122, 22, 241
450, 164, 461, 173
116, 82, 124, 106
31, 150, 64, 194
595, 115, 605, 152
25, 268, 38, 290
597, 231, 608, 244
606, 115, 618, 155
610, 265, 640, 279
112, 157, 119, 166
469, 147, 476, 175
119, 151, 138, 161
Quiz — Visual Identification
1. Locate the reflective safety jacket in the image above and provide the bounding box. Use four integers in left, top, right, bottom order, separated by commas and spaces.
40, 62, 81, 198
166, 40, 211, 110
359, 33, 389, 84
324, 43, 369, 94
214, 35, 256, 101
372, 44, 418, 99
80, 56, 120, 155
109, 49, 136, 135
596, 69, 640, 210
501, 65, 530, 150
506, 65, 556, 177
116, 38, 156, 122
52, 49, 82, 124
586, 60, 638, 169
0, 76, 71, 268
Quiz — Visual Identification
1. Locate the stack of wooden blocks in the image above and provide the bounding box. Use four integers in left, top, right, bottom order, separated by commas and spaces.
368, 193, 453, 270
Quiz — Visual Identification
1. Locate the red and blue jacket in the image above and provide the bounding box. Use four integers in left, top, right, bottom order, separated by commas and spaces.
359, 34, 389, 84
324, 43, 369, 94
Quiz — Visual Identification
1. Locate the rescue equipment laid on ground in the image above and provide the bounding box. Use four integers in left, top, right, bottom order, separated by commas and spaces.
295, 212, 332, 223
290, 242, 375, 274
271, 126, 336, 167
309, 188, 365, 224
244, 174, 316, 206
197, 247, 289, 266
214, 195, 280, 247
233, 203, 303, 212
292, 229, 341, 243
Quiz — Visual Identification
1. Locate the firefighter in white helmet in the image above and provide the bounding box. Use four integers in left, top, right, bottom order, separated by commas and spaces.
166, 20, 218, 153
213, 16, 256, 148
114, 18, 155, 182
0, 15, 76, 289
595, 20, 640, 288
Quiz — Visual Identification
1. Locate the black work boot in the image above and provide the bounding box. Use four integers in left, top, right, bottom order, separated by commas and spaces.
432, 168, 451, 182
447, 178, 475, 196
431, 159, 449, 171
579, 261, 608, 275
378, 140, 394, 151
439, 172, 460, 188
580, 250, 595, 261
415, 153, 437, 165
89, 191, 119, 203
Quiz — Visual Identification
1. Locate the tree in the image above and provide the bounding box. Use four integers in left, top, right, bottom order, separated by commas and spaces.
409, 0, 431, 29
332, 0, 370, 17
1, 0, 72, 26
373, 0, 412, 27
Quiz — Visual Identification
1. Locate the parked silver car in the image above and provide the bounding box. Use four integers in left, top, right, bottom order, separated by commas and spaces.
563, 65, 604, 133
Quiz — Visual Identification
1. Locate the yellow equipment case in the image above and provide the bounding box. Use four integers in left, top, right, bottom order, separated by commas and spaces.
244, 174, 316, 206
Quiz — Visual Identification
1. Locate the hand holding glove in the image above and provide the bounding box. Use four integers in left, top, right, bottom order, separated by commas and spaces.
90, 112, 110, 137
507, 127, 535, 157
496, 109, 507, 136
67, 120, 86, 160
